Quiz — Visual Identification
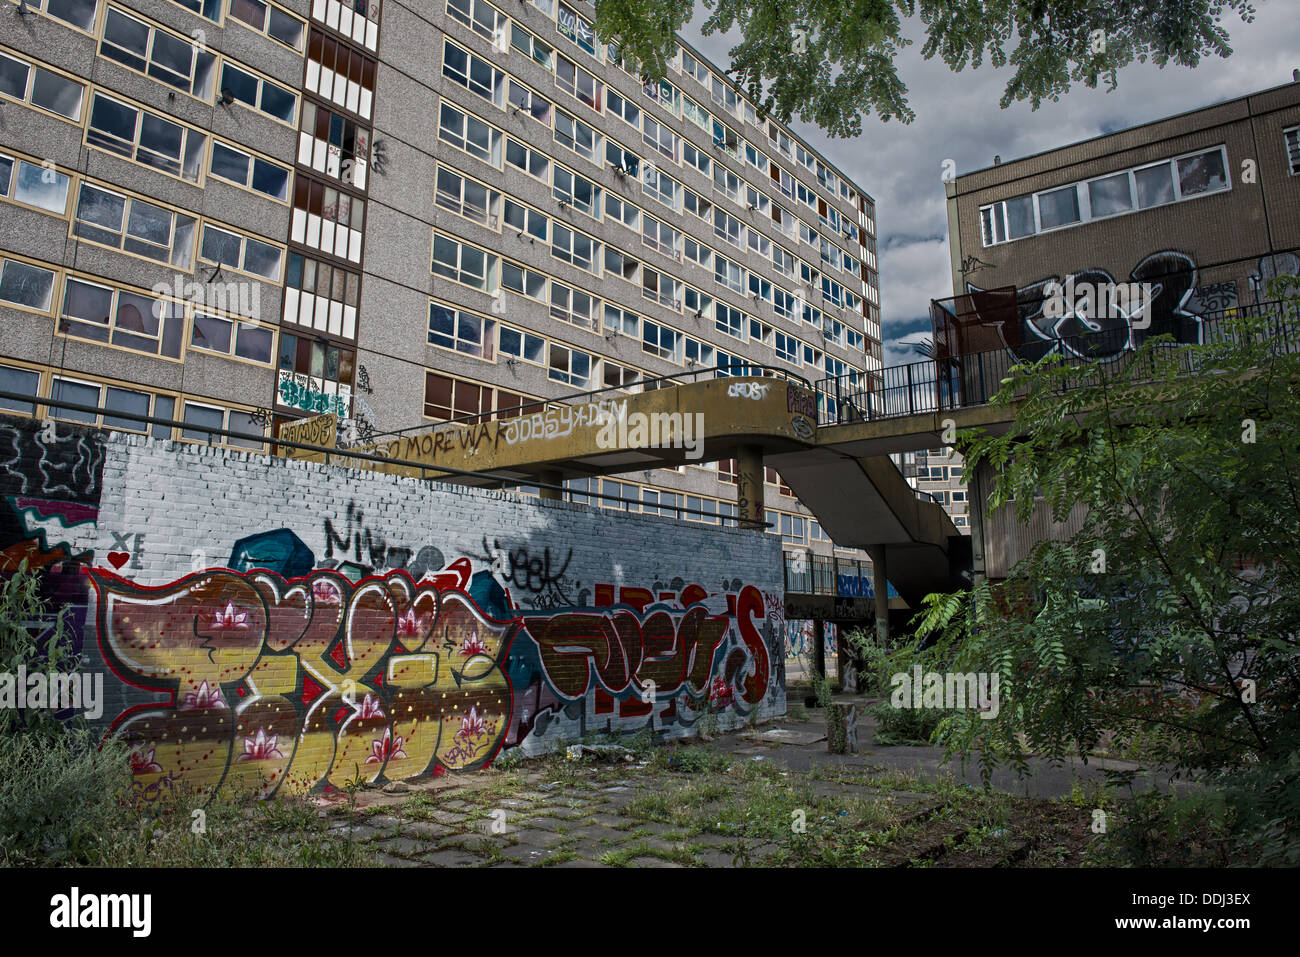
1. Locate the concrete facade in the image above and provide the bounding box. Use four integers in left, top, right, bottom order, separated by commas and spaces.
0, 0, 881, 573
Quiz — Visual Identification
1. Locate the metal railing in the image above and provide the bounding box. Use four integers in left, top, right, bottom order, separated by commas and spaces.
783, 552, 882, 598
0, 389, 771, 529
368, 361, 811, 442
816, 300, 1300, 427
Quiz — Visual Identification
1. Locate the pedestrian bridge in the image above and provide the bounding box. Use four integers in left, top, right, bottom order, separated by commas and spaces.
315, 371, 979, 615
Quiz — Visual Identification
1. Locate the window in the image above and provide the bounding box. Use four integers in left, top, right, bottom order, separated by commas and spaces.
291, 178, 365, 262
424, 373, 491, 422
506, 138, 549, 180
642, 76, 679, 114
25, 0, 98, 31
511, 21, 555, 69
86, 93, 206, 182
714, 208, 743, 247
744, 141, 768, 173
0, 258, 55, 312
228, 0, 305, 50
551, 224, 599, 272
0, 53, 84, 120
507, 79, 552, 125
604, 192, 640, 230
555, 111, 601, 163
684, 237, 712, 269
499, 325, 545, 364
501, 260, 547, 300
684, 286, 713, 321
642, 319, 681, 362
980, 146, 1231, 245
606, 140, 641, 178
1287, 127, 1300, 175
100, 7, 216, 99
198, 224, 282, 279
549, 282, 598, 330
604, 247, 639, 282
641, 215, 681, 259
557, 3, 599, 58
548, 343, 592, 387
604, 304, 638, 337
772, 243, 795, 278
432, 233, 498, 290
683, 141, 711, 176
684, 189, 712, 222
0, 364, 41, 415
553, 165, 601, 217
684, 336, 714, 367
641, 268, 681, 310
443, 39, 504, 107
307, 29, 377, 117
181, 401, 265, 450
712, 119, 739, 157
715, 254, 745, 294
219, 62, 297, 123
59, 277, 184, 358
713, 163, 742, 204
607, 88, 640, 129
73, 183, 197, 268
715, 302, 743, 339
190, 313, 275, 363
642, 164, 679, 209
556, 56, 601, 111
642, 116, 678, 163
282, 252, 360, 339
1088, 172, 1132, 218
447, 0, 508, 46
428, 303, 496, 359
682, 96, 711, 133
0, 155, 69, 213
209, 141, 290, 199
602, 360, 641, 392
774, 330, 799, 364
503, 198, 548, 241
439, 103, 502, 165
1037, 185, 1080, 230
435, 165, 501, 227
1176, 148, 1228, 197
299, 102, 371, 187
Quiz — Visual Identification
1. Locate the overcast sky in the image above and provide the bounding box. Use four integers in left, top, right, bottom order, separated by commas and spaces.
684, 1, 1300, 367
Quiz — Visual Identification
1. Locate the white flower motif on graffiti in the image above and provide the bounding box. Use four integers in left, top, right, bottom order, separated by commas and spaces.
366, 727, 407, 764
210, 601, 249, 629
236, 727, 285, 762
180, 680, 227, 711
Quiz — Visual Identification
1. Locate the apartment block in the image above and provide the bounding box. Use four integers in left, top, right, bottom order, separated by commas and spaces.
0, 0, 880, 560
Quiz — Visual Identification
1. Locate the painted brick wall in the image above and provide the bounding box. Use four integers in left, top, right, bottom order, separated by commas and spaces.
0, 414, 784, 803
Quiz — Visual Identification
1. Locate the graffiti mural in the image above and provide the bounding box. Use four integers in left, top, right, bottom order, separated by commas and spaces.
89, 548, 776, 802
0, 412, 784, 804
968, 250, 1206, 362
91, 562, 512, 802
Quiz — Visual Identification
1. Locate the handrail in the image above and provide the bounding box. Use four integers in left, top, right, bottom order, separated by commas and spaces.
0, 390, 771, 529
815, 300, 1299, 426
366, 361, 813, 442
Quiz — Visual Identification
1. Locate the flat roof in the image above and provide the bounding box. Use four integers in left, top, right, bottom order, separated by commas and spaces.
959, 76, 1300, 180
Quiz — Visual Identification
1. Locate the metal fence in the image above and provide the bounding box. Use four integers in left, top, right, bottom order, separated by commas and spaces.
816, 300, 1300, 427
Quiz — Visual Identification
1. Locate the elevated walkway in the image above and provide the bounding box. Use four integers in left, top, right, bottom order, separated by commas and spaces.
335, 372, 964, 612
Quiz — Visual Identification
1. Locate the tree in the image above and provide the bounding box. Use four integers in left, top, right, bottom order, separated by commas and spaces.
898, 292, 1300, 864
594, 0, 1257, 137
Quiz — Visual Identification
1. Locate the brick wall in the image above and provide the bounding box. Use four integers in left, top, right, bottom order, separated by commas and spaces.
0, 415, 783, 802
